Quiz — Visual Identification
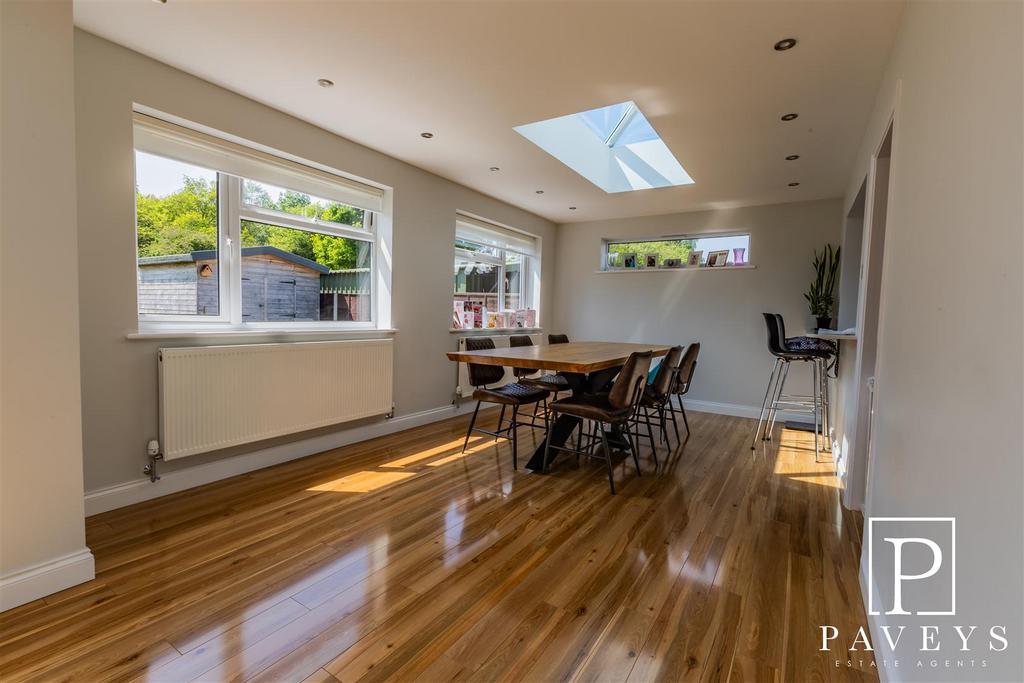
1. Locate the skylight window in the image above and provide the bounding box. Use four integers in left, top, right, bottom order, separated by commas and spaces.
514, 101, 693, 193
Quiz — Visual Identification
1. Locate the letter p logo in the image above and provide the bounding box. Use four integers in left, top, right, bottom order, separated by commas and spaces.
868, 518, 955, 616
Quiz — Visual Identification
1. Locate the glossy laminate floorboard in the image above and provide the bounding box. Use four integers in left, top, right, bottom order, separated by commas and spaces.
0, 409, 875, 682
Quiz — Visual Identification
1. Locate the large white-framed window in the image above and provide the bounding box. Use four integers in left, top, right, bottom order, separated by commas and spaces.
453, 213, 540, 329
133, 112, 391, 331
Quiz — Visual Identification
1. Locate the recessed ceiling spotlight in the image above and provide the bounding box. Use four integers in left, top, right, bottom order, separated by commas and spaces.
785, 154, 800, 161
489, 166, 500, 172
774, 38, 797, 51
788, 182, 801, 187
317, 78, 334, 88
569, 206, 577, 210
781, 113, 799, 121
420, 132, 434, 139
535, 190, 544, 194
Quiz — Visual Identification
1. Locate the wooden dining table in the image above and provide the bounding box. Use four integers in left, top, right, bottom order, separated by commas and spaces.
446, 341, 672, 471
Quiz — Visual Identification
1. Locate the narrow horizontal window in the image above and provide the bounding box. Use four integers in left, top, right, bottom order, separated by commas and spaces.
605, 233, 750, 269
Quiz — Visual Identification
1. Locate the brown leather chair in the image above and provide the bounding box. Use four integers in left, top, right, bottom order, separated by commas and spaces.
508, 335, 538, 380
508, 335, 552, 428
669, 343, 700, 436
632, 345, 684, 463
542, 350, 652, 494
462, 337, 549, 469
520, 335, 570, 396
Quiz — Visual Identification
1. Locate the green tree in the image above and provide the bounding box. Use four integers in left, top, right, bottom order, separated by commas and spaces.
137, 176, 368, 270
242, 180, 275, 209
608, 239, 693, 265
136, 176, 218, 256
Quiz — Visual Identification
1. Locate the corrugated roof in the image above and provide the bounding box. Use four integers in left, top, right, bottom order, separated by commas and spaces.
137, 246, 330, 273
320, 268, 371, 295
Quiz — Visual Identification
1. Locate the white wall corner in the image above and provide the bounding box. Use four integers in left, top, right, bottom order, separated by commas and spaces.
0, 548, 95, 612
859, 560, 897, 683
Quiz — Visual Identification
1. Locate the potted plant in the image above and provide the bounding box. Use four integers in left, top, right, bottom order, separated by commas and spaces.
804, 244, 841, 330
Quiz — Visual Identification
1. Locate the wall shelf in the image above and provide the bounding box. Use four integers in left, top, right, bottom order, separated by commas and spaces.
449, 327, 543, 334
594, 264, 756, 274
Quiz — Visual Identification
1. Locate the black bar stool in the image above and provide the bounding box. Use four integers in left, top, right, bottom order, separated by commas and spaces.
777, 315, 837, 451
751, 313, 834, 461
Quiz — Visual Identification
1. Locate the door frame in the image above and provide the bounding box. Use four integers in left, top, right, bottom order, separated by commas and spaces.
842, 82, 902, 512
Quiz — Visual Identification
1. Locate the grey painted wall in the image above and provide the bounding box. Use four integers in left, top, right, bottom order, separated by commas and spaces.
551, 199, 842, 411
73, 30, 556, 492
1, 0, 91, 591
838, 2, 1023, 680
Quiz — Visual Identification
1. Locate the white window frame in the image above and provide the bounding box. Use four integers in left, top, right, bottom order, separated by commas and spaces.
133, 112, 391, 333
453, 242, 531, 314
453, 213, 540, 328
601, 230, 752, 270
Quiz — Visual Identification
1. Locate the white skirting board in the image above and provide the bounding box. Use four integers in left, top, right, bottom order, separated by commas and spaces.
0, 548, 95, 612
84, 402, 479, 516
84, 398, 807, 516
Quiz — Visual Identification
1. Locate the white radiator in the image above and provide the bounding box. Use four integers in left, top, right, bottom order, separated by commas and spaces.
455, 333, 542, 398
158, 339, 393, 460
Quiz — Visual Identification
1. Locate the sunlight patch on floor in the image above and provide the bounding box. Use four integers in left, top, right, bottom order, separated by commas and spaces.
773, 427, 842, 489
379, 437, 476, 468
308, 470, 417, 493
426, 437, 504, 467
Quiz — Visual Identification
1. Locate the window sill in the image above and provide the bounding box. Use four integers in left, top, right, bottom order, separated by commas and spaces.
449, 327, 543, 335
595, 264, 756, 274
127, 327, 398, 341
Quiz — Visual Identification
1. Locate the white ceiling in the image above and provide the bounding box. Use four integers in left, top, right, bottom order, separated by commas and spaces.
74, 1, 904, 224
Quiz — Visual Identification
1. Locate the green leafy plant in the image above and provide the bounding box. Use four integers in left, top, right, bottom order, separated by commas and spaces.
804, 244, 841, 317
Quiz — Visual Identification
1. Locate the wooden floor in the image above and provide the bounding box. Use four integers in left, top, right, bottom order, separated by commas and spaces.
0, 409, 875, 682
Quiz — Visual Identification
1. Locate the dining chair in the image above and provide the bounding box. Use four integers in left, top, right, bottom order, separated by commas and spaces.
520, 334, 570, 398
632, 345, 684, 463
461, 337, 550, 469
542, 350, 652, 494
668, 342, 700, 438
508, 334, 552, 429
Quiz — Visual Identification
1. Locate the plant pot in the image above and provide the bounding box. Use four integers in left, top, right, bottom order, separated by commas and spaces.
815, 316, 832, 330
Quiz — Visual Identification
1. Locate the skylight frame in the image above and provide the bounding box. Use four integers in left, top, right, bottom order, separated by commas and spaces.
514, 101, 694, 194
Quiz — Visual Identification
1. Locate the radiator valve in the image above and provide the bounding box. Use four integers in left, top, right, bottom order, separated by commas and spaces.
143, 439, 163, 483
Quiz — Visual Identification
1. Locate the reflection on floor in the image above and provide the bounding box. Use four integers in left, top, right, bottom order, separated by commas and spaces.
0, 410, 876, 682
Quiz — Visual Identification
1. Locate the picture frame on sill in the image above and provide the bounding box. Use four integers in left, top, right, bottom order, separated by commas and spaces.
644, 253, 659, 269
687, 250, 703, 267
621, 252, 638, 269
707, 250, 730, 267
663, 258, 682, 268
